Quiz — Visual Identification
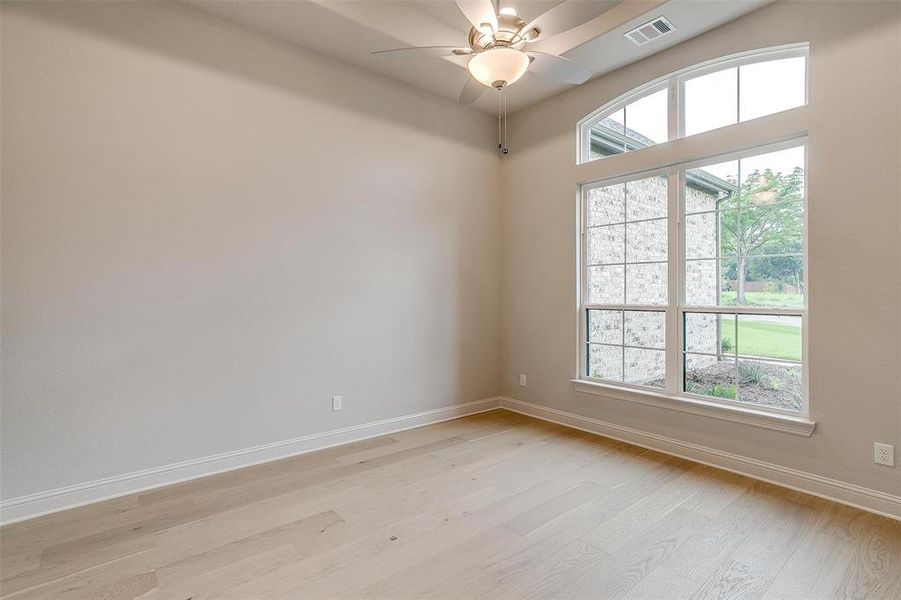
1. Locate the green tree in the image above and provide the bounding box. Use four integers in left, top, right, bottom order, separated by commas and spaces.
719, 167, 804, 303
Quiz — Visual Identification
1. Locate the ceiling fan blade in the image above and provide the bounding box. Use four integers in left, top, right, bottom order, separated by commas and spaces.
526, 51, 592, 85
454, 0, 498, 33
459, 75, 486, 104
521, 0, 618, 42
372, 46, 472, 57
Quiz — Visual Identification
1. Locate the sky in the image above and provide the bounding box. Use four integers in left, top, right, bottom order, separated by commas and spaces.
696, 146, 805, 185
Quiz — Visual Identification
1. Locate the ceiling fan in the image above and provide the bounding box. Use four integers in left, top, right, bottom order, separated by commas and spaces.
372, 0, 595, 105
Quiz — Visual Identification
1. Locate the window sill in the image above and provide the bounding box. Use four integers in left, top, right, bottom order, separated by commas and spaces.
570, 379, 816, 437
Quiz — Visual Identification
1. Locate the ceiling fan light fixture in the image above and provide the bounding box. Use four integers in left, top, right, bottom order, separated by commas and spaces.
499, 7, 517, 16
468, 47, 530, 88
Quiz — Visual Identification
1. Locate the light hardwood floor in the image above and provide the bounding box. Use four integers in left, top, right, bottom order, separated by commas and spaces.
1, 410, 899, 599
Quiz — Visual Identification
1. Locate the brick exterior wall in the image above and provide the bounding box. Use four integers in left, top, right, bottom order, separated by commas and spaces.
589, 178, 721, 383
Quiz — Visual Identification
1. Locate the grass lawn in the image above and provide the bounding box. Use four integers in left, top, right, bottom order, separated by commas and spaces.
722, 318, 801, 362
719, 291, 804, 307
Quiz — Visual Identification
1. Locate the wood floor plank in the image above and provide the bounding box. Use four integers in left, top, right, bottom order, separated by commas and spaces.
657, 481, 778, 585
2, 548, 160, 600
691, 495, 826, 600
762, 503, 865, 600
830, 512, 901, 600
218, 481, 565, 599
2, 410, 899, 600
547, 506, 710, 600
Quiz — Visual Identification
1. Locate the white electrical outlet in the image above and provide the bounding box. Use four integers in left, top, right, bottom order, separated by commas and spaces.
874, 443, 894, 467
332, 395, 343, 412
519, 374, 527, 387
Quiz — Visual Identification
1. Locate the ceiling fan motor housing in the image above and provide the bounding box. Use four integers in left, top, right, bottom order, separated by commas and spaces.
468, 14, 536, 52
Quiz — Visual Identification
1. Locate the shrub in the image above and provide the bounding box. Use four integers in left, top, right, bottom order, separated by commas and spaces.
720, 337, 734, 353
708, 384, 736, 399
739, 361, 765, 385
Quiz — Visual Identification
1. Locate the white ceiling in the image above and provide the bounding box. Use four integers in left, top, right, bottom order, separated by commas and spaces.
184, 0, 771, 114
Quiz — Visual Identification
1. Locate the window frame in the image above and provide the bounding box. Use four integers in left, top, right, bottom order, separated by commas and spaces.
676, 139, 808, 418
576, 138, 811, 433
576, 43, 809, 165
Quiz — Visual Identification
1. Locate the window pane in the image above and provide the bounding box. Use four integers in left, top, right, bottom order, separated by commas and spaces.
685, 67, 737, 136
588, 309, 622, 344
589, 108, 625, 157
697, 314, 803, 411
686, 160, 738, 213
684, 312, 733, 355
685, 260, 718, 306
626, 263, 667, 305
586, 89, 668, 162
735, 315, 802, 362
587, 184, 625, 226
588, 225, 625, 265
625, 311, 666, 349
685, 212, 718, 259
588, 265, 624, 304
589, 344, 622, 381
625, 88, 668, 146
740, 203, 804, 255
626, 176, 667, 221
684, 310, 800, 410
739, 146, 805, 203
626, 219, 667, 262
739, 57, 806, 122
720, 258, 738, 305
716, 209, 740, 258
737, 359, 802, 412
606, 108, 625, 133
721, 257, 804, 308
625, 348, 665, 388
684, 352, 736, 399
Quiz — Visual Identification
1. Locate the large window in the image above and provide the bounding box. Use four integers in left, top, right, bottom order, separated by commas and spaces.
577, 46, 809, 425
580, 143, 806, 415
579, 45, 807, 163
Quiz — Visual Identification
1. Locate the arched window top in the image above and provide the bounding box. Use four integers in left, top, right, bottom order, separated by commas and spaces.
578, 44, 808, 164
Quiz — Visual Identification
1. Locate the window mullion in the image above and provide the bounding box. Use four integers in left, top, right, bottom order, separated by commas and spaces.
665, 167, 680, 395
580, 186, 588, 379
668, 77, 679, 141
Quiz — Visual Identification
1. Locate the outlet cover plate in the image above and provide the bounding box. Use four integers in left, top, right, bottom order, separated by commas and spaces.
875, 442, 894, 467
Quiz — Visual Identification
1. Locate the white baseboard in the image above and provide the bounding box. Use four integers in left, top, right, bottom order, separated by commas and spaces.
501, 397, 901, 521
0, 397, 502, 526
5, 395, 897, 526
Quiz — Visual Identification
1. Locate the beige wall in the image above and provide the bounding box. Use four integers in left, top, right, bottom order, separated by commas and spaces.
501, 1, 901, 496
0, 2, 501, 500
3, 0, 899, 508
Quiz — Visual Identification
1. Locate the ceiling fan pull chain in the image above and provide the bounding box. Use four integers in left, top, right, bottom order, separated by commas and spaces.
497, 88, 502, 150
502, 86, 509, 155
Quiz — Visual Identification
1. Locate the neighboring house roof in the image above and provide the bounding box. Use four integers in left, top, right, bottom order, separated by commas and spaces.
590, 119, 736, 196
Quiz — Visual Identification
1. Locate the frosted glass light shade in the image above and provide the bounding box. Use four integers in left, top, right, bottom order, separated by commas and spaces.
468, 47, 529, 88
